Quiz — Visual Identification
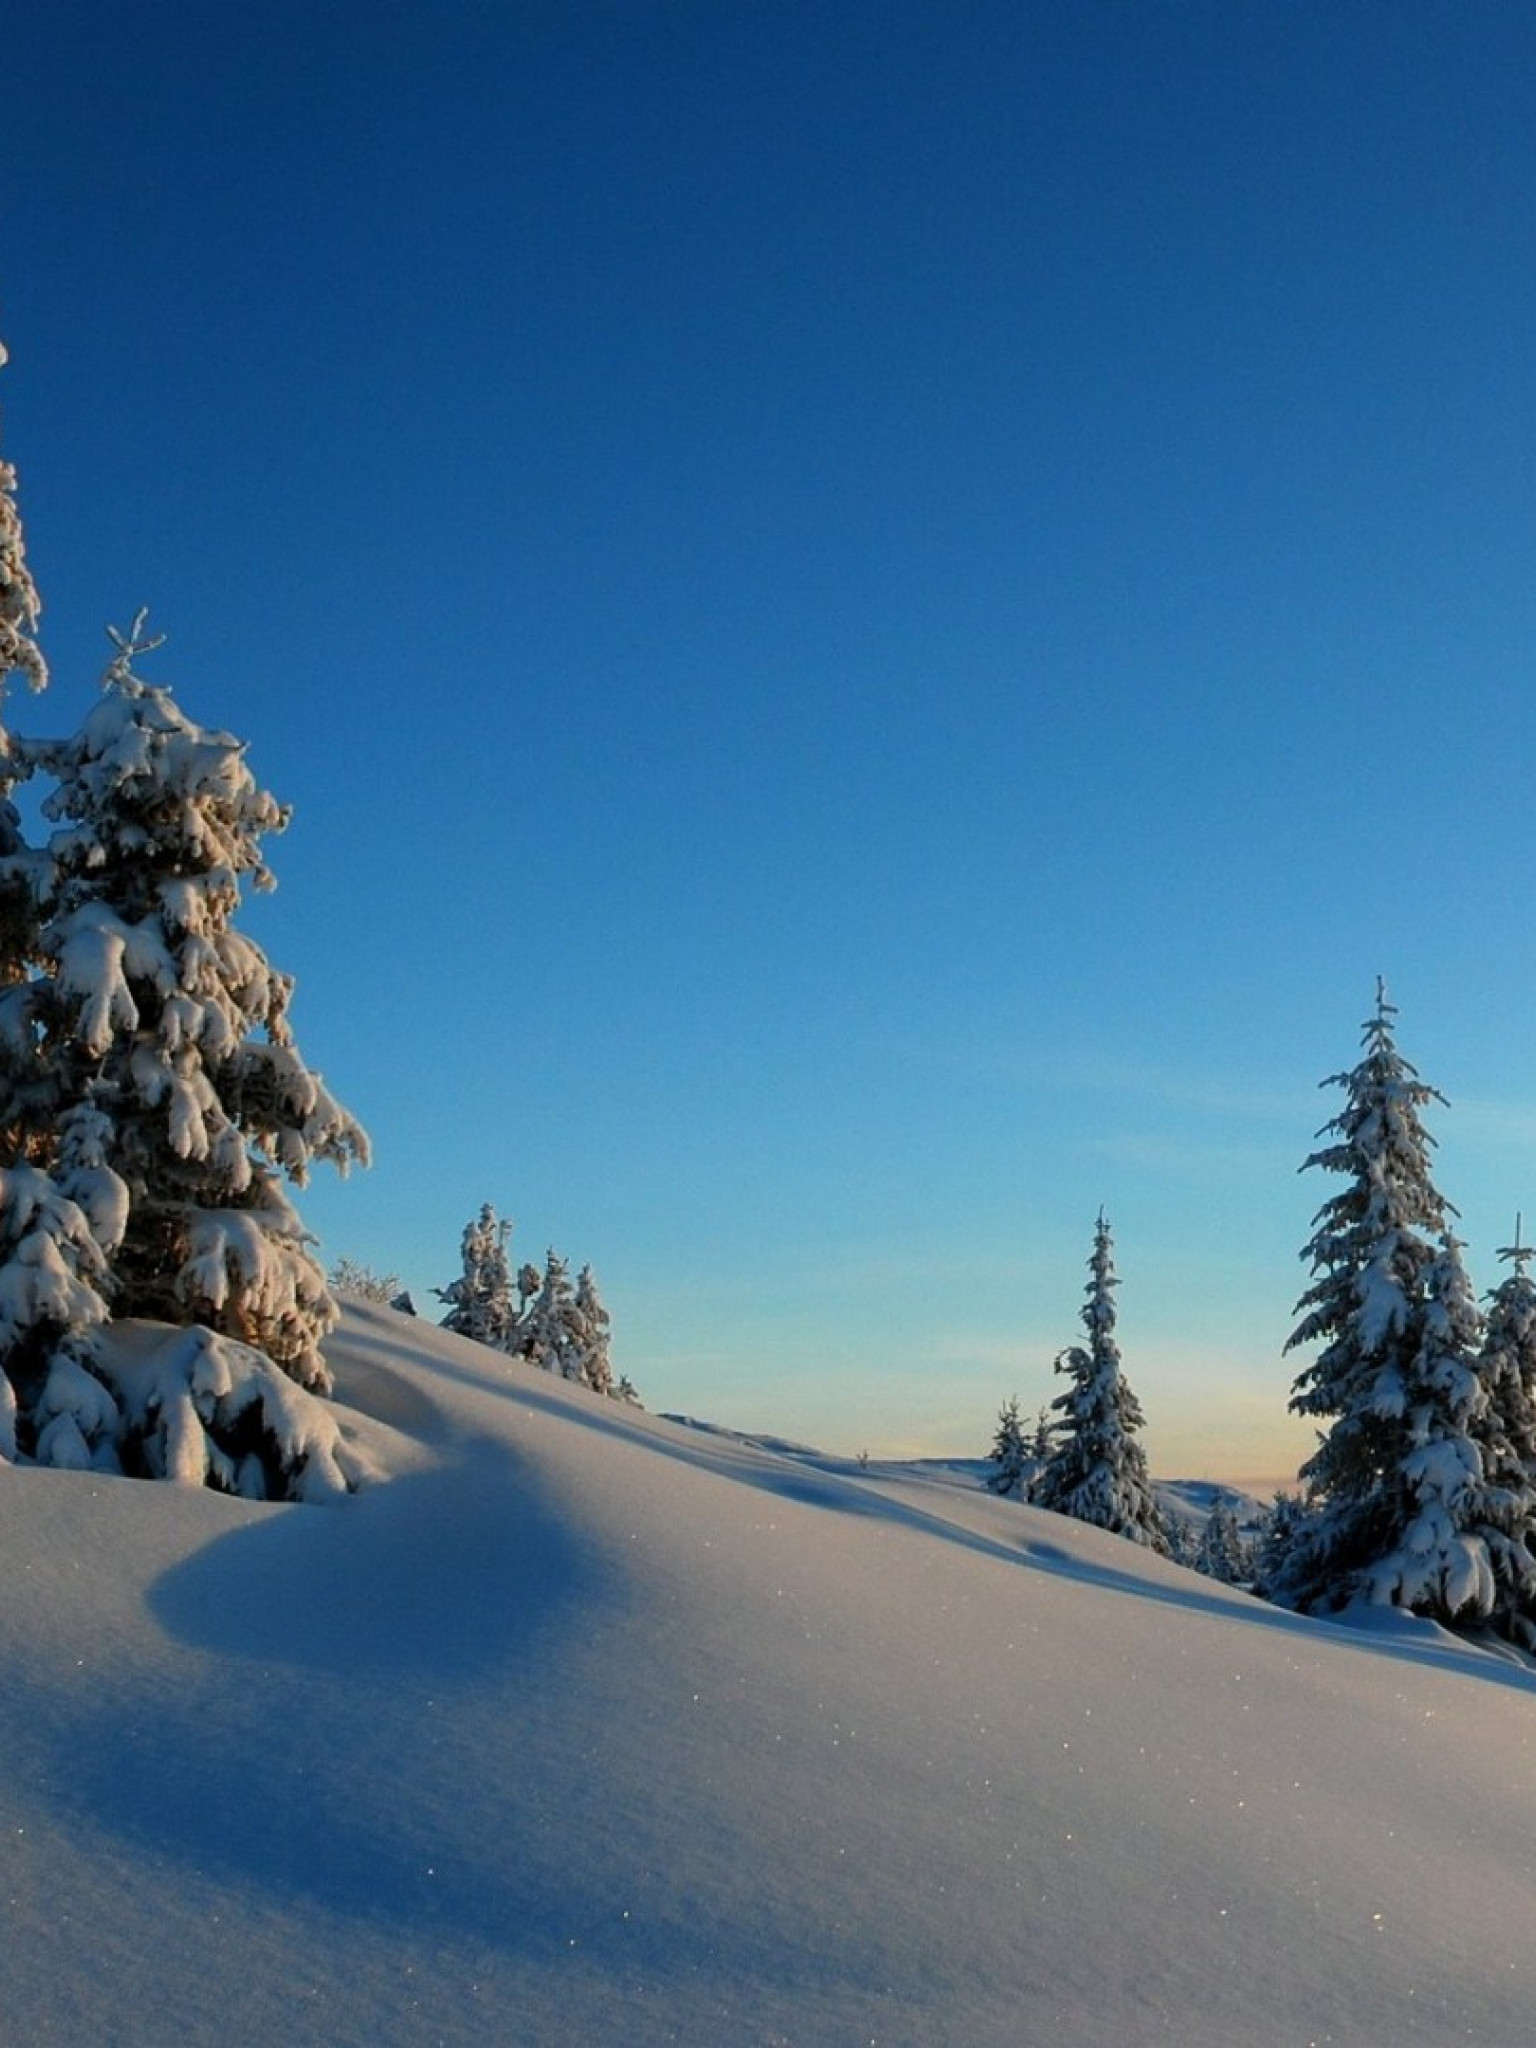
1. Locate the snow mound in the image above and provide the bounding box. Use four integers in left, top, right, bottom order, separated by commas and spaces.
1, 1297, 1534, 2047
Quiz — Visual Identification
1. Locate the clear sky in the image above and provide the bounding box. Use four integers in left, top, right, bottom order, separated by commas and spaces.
8, 2, 1536, 1485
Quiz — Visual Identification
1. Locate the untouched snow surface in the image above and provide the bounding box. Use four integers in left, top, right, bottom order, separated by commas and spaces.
3, 1302, 1535, 2047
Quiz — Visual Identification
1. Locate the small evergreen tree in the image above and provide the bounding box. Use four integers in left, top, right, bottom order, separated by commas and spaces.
985, 1394, 1030, 1498
1251, 1492, 1313, 1601
1196, 1494, 1252, 1585
515, 1248, 581, 1377
1471, 1222, 1536, 1649
1030, 1214, 1168, 1552
572, 1263, 614, 1395
436, 1203, 518, 1348
1277, 986, 1495, 1623
1163, 1512, 1200, 1569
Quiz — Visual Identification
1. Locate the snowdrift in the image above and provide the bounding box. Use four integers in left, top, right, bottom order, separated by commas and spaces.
2, 1300, 1534, 2047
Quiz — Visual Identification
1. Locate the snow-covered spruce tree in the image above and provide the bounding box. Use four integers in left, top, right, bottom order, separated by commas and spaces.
0, 346, 100, 1459
0, 338, 48, 972
0, 615, 368, 1495
1277, 986, 1496, 1623
435, 1202, 518, 1347
515, 1248, 582, 1378
0, 339, 48, 707
1162, 1511, 1199, 1568
1030, 1214, 1168, 1552
1469, 1223, 1536, 1648
985, 1393, 1030, 1498
1197, 1495, 1252, 1585
572, 1263, 614, 1395
1250, 1492, 1313, 1601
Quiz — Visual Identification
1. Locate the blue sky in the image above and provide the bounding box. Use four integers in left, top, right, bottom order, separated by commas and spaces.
8, 2, 1536, 1482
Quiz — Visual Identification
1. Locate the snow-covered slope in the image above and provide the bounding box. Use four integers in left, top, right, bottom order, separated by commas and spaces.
3, 1301, 1534, 2047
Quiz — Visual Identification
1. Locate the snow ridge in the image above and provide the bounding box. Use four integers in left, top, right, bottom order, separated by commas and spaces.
1, 1298, 1533, 2048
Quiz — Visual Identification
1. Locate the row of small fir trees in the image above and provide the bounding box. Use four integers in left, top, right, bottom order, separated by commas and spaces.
435, 1201, 640, 1405
989, 984, 1536, 1653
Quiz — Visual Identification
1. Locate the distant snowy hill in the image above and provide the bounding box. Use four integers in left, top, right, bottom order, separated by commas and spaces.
3, 1300, 1534, 2047
1159, 1475, 1273, 1519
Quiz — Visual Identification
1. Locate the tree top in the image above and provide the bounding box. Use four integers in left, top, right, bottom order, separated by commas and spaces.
0, 335, 49, 703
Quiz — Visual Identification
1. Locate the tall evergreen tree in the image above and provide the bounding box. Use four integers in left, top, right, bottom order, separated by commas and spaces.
1030, 1214, 1167, 1552
0, 339, 47, 979
0, 359, 129, 1460
1471, 1221, 1536, 1648
0, 615, 368, 1494
4, 619, 367, 1363
0, 338, 47, 704
1277, 986, 1495, 1622
0, 348, 366, 1498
